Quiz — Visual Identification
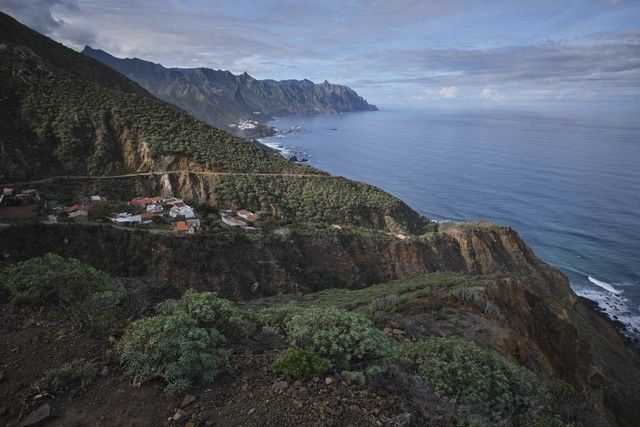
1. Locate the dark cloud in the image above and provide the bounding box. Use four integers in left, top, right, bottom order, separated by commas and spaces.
0, 0, 95, 48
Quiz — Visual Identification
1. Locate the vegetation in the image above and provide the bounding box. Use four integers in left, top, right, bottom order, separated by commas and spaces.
272, 348, 331, 379
400, 338, 550, 423
449, 287, 503, 318
0, 12, 315, 181
118, 291, 252, 395
283, 306, 392, 366
0, 253, 124, 326
213, 174, 431, 232
33, 358, 96, 395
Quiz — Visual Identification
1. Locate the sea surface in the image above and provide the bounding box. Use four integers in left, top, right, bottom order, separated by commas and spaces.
260, 108, 640, 337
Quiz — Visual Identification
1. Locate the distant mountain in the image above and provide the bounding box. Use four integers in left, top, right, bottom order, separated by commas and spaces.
81, 46, 377, 137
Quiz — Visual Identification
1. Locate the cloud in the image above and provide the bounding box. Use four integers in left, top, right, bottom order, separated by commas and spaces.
439, 86, 458, 98
0, 0, 95, 48
481, 87, 505, 101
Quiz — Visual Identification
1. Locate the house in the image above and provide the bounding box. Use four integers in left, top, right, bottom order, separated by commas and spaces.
174, 221, 189, 235
111, 213, 142, 224
163, 197, 183, 206
237, 209, 258, 222
128, 196, 162, 207
186, 219, 201, 234
69, 210, 88, 222
146, 203, 163, 213
91, 195, 107, 203
140, 212, 157, 223
169, 204, 195, 219
69, 203, 91, 213
221, 214, 246, 227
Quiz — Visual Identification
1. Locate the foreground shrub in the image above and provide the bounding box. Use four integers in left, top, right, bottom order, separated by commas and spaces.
272, 348, 331, 379
119, 311, 227, 395
33, 358, 96, 395
400, 338, 550, 423
156, 290, 252, 338
284, 306, 392, 366
118, 291, 246, 395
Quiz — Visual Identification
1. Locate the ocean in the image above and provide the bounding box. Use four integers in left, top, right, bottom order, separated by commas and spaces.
260, 108, 640, 337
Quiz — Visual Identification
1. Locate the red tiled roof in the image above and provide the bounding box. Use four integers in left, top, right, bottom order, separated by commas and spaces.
174, 221, 188, 231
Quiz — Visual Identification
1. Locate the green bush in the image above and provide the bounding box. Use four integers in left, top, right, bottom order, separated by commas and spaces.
272, 348, 331, 379
0, 253, 124, 326
340, 370, 366, 385
284, 306, 392, 366
156, 290, 252, 338
33, 358, 96, 395
0, 253, 123, 306
119, 311, 228, 396
118, 291, 248, 395
400, 338, 550, 423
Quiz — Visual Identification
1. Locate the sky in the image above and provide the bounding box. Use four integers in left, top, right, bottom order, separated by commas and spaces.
1, 0, 639, 110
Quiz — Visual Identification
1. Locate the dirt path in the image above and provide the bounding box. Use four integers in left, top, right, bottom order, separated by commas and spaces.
2, 170, 334, 187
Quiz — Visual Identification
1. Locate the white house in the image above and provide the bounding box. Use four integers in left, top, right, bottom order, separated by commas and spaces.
169, 205, 195, 219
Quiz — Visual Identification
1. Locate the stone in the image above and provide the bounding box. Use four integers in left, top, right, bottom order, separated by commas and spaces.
100, 366, 109, 377
587, 366, 605, 387
185, 422, 195, 427
172, 410, 186, 421
181, 394, 197, 408
20, 403, 51, 426
324, 377, 334, 385
247, 408, 255, 415
272, 380, 289, 393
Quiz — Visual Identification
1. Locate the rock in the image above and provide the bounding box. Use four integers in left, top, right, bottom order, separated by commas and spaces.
0, 371, 4, 382
172, 410, 186, 421
185, 422, 195, 427
181, 394, 197, 408
587, 366, 605, 387
0, 405, 6, 415
324, 377, 334, 385
247, 408, 255, 415
100, 366, 109, 377
289, 156, 299, 162
20, 403, 51, 426
272, 380, 289, 393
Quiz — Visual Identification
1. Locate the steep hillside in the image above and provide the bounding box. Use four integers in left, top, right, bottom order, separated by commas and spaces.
82, 46, 377, 137
0, 12, 315, 181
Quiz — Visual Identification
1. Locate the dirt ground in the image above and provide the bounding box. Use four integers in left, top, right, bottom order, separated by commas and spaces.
0, 304, 418, 427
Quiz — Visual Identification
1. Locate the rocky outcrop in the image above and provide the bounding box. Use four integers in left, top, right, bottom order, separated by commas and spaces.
82, 47, 377, 137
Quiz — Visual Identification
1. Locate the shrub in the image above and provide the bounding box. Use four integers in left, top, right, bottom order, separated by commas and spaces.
156, 290, 252, 338
272, 348, 331, 379
370, 294, 400, 313
449, 287, 502, 318
119, 311, 227, 395
0, 253, 124, 326
284, 306, 392, 366
400, 338, 550, 423
0, 253, 123, 306
340, 370, 366, 385
33, 358, 96, 395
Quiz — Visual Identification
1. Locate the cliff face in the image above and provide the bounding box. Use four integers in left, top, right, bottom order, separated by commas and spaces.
81, 47, 377, 137
0, 224, 635, 425
1, 223, 638, 424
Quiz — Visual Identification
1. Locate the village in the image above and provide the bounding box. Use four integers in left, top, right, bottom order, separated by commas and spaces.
0, 186, 262, 236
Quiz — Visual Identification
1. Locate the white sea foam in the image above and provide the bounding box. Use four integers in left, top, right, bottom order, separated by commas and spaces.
588, 276, 623, 295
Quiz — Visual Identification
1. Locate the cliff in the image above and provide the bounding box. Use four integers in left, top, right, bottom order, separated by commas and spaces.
1, 222, 638, 425
81, 46, 377, 137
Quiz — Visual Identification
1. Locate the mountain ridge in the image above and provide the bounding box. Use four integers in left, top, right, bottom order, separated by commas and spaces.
82, 46, 377, 138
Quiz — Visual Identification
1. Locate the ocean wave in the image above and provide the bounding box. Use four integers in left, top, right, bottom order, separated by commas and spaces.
588, 275, 623, 295
576, 288, 640, 337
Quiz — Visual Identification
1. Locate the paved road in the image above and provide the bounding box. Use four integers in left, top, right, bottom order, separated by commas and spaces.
3, 170, 334, 186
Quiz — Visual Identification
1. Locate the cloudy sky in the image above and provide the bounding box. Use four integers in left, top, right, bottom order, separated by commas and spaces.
1, 0, 639, 109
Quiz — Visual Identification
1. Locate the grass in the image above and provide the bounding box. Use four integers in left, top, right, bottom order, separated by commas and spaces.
246, 272, 486, 314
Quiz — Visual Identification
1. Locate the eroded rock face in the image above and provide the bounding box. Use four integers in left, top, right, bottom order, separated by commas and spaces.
1, 222, 638, 424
